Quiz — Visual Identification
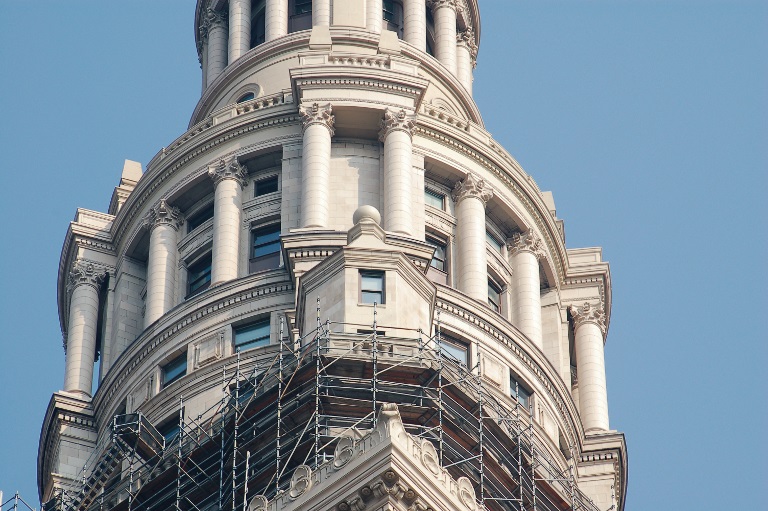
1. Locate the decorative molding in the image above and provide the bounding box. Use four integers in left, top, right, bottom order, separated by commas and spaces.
68, 261, 107, 293
142, 199, 184, 232
378, 109, 415, 141
569, 302, 607, 336
208, 156, 248, 188
507, 231, 546, 260
299, 103, 335, 136
193, 331, 225, 369
452, 172, 493, 206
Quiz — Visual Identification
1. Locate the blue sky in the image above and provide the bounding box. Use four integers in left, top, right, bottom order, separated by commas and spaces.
0, 1, 765, 509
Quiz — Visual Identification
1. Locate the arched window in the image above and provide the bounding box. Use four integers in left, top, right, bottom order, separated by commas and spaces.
250, 0, 266, 47
383, 0, 404, 39
237, 92, 256, 103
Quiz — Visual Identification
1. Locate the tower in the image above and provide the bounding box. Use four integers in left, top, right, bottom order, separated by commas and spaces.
38, 2, 627, 511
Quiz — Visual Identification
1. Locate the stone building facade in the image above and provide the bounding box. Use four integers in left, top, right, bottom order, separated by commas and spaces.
38, 2, 627, 511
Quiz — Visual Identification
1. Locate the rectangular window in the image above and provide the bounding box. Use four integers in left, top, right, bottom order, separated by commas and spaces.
289, 0, 312, 31
250, 223, 281, 273
293, 0, 312, 14
158, 418, 181, 445
187, 254, 212, 297
254, 175, 279, 197
510, 374, 532, 409
187, 203, 214, 233
486, 231, 503, 252
439, 335, 469, 366
360, 271, 385, 304
383, 0, 404, 38
426, 236, 447, 272
162, 353, 187, 387
488, 279, 501, 313
234, 318, 271, 352
424, 188, 445, 210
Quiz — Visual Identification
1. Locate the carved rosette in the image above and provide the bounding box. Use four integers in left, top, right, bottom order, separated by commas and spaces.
300, 103, 335, 136
506, 231, 546, 260
428, 0, 462, 14
68, 261, 107, 293
378, 109, 415, 141
142, 199, 184, 232
452, 172, 494, 206
208, 157, 248, 189
570, 302, 607, 336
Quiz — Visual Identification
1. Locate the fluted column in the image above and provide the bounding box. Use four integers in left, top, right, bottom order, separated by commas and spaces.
208, 157, 248, 285
266, 0, 288, 41
64, 262, 106, 397
403, 0, 426, 51
313, 0, 331, 26
143, 200, 184, 327
570, 302, 610, 432
379, 109, 416, 236
229, 0, 252, 62
429, 0, 458, 73
507, 231, 545, 350
300, 103, 335, 228
456, 28, 477, 93
452, 173, 493, 301
202, 7, 228, 87
367, 0, 383, 33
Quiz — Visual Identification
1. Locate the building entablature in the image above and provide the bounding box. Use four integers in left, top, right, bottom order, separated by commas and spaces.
562, 247, 612, 337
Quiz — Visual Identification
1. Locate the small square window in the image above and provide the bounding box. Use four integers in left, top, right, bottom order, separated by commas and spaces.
187, 203, 214, 233
250, 223, 281, 273
254, 176, 279, 197
360, 271, 385, 305
486, 231, 503, 253
162, 353, 187, 387
488, 280, 501, 313
234, 318, 271, 352
158, 417, 181, 445
439, 336, 469, 366
187, 254, 212, 297
510, 374, 532, 409
425, 188, 445, 210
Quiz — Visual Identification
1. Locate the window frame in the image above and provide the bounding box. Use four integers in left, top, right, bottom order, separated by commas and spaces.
234, 317, 271, 352
186, 252, 212, 298
510, 373, 532, 410
161, 352, 187, 388
360, 270, 385, 305
438, 334, 470, 367
249, 222, 281, 274
383, 0, 404, 38
488, 278, 502, 313
426, 235, 448, 273
186, 202, 214, 233
289, 0, 312, 32
250, 0, 267, 47
424, 187, 445, 210
253, 174, 279, 198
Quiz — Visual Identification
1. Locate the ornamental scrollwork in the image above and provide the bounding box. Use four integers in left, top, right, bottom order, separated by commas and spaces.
68, 261, 107, 292
142, 199, 184, 231
427, 0, 462, 14
199, 7, 226, 41
452, 172, 493, 205
570, 302, 607, 336
299, 103, 335, 136
208, 156, 248, 189
378, 108, 415, 141
506, 231, 546, 260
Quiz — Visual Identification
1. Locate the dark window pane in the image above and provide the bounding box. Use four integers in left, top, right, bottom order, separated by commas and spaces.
361, 271, 385, 304
187, 255, 212, 296
252, 225, 280, 258
439, 336, 468, 366
254, 176, 278, 197
235, 319, 270, 351
424, 188, 444, 209
488, 280, 501, 313
187, 204, 214, 233
511, 375, 531, 409
162, 354, 187, 387
237, 92, 255, 103
426, 237, 446, 272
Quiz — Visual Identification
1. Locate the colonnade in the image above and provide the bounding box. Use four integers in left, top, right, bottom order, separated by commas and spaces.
198, 0, 477, 92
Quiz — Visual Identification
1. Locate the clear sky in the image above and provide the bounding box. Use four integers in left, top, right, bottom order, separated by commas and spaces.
0, 1, 765, 509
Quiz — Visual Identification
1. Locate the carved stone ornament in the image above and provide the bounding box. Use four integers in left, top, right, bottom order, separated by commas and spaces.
199, 7, 226, 41
506, 231, 546, 260
246, 495, 269, 511
428, 0, 461, 13
378, 108, 415, 141
142, 199, 184, 231
457, 477, 478, 510
451, 172, 494, 206
208, 156, 248, 188
457, 28, 478, 66
299, 103, 335, 136
333, 436, 355, 469
570, 302, 607, 336
68, 261, 107, 292
289, 465, 313, 499
420, 438, 441, 476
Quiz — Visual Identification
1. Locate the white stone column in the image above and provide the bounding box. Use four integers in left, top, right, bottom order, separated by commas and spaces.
64, 262, 106, 397
313, 0, 331, 26
507, 231, 545, 350
429, 0, 458, 73
266, 0, 288, 41
379, 109, 416, 236
571, 302, 610, 433
208, 157, 248, 285
197, 40, 207, 93
456, 28, 477, 93
143, 200, 184, 327
299, 103, 335, 228
452, 173, 493, 302
403, 0, 426, 51
367, 0, 383, 33
203, 7, 228, 87
229, 0, 252, 62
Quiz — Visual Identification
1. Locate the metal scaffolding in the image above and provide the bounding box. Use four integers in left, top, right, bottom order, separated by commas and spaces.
44, 301, 605, 511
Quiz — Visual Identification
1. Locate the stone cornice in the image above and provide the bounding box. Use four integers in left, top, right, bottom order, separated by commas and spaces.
378, 108, 415, 141
208, 155, 249, 188
451, 172, 493, 206
300, 102, 335, 135
142, 199, 184, 232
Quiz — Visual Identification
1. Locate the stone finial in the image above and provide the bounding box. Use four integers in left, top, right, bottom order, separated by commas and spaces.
506, 231, 546, 260
208, 156, 248, 188
451, 172, 493, 206
378, 108, 415, 141
68, 261, 107, 292
569, 302, 607, 336
352, 205, 381, 225
142, 198, 184, 231
300, 103, 335, 136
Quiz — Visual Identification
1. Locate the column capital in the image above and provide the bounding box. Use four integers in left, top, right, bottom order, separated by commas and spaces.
199, 7, 226, 41
452, 172, 493, 206
142, 199, 184, 231
300, 103, 335, 136
569, 302, 607, 336
68, 261, 107, 293
378, 109, 415, 141
506, 231, 546, 260
457, 28, 478, 65
427, 0, 462, 13
208, 156, 248, 188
